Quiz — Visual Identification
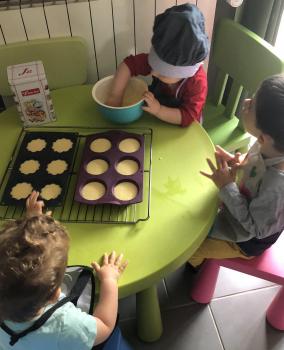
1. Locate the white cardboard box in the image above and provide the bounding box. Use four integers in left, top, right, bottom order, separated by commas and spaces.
7, 61, 56, 126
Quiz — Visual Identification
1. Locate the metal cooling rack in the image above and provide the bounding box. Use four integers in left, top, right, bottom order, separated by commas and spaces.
0, 126, 152, 224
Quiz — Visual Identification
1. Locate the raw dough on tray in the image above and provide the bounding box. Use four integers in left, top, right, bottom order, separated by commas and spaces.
81, 182, 106, 200
113, 181, 138, 201
27, 139, 47, 152
10, 182, 33, 200
47, 160, 68, 175
19, 160, 40, 175
116, 159, 138, 175
90, 138, 111, 153
118, 138, 140, 153
40, 184, 62, 200
52, 138, 73, 153
86, 159, 108, 175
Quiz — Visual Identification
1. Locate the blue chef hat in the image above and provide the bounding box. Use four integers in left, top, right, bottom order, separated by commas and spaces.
148, 3, 209, 78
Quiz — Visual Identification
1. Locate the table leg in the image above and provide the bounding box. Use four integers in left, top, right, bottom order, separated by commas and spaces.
136, 285, 163, 342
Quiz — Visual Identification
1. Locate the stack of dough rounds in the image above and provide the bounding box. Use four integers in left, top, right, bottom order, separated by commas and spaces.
27, 139, 47, 152
116, 159, 139, 175
118, 138, 140, 153
40, 184, 62, 200
52, 138, 73, 153
90, 138, 111, 153
10, 182, 33, 200
86, 159, 108, 175
47, 160, 68, 175
113, 181, 138, 201
19, 160, 40, 175
81, 182, 106, 200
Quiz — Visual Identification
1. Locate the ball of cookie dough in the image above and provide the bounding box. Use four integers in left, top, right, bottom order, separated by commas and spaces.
40, 184, 62, 200
81, 182, 106, 201
116, 159, 139, 175
10, 182, 33, 200
19, 160, 40, 175
118, 138, 140, 153
90, 138, 111, 153
86, 159, 108, 175
47, 160, 68, 175
113, 181, 138, 201
52, 138, 73, 153
27, 139, 47, 152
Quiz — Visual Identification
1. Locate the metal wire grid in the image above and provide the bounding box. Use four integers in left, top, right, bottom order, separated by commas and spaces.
0, 125, 152, 224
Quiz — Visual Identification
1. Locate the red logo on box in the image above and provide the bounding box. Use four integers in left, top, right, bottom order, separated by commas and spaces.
21, 88, 40, 96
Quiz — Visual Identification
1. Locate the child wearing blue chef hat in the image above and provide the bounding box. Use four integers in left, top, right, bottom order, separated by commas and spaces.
107, 3, 209, 127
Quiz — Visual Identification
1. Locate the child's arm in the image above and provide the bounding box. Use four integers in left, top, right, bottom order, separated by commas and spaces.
91, 251, 128, 345
142, 73, 207, 126
200, 153, 284, 241
142, 71, 207, 126
106, 62, 131, 107
142, 67, 208, 126
142, 91, 182, 125
106, 54, 150, 107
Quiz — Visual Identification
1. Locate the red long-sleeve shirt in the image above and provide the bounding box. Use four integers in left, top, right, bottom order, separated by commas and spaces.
124, 53, 207, 127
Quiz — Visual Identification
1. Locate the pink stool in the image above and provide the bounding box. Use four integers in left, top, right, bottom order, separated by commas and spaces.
191, 233, 284, 330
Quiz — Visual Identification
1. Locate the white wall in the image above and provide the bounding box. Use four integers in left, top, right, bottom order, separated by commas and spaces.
0, 0, 217, 83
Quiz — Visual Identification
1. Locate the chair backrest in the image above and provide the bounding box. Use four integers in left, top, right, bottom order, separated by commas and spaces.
0, 37, 88, 96
211, 19, 284, 119
220, 233, 284, 285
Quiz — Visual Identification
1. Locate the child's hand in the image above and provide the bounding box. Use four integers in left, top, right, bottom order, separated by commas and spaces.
200, 153, 238, 189
105, 95, 122, 107
26, 191, 52, 218
26, 191, 44, 218
91, 251, 128, 282
142, 91, 161, 116
215, 145, 242, 167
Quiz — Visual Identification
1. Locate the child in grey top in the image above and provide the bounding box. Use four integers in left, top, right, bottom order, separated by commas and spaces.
189, 74, 284, 267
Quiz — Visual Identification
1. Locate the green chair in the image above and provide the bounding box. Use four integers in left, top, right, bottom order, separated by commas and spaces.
0, 37, 88, 97
204, 19, 284, 152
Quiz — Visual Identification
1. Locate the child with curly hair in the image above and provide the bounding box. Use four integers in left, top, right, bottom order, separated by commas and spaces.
0, 191, 127, 350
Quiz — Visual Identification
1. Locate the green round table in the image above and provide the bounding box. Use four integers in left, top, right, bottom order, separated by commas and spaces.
0, 85, 218, 342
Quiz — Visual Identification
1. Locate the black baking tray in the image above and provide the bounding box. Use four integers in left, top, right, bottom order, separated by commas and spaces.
1, 131, 78, 206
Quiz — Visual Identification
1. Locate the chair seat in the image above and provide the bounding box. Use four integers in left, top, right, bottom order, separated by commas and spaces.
191, 233, 284, 330
219, 233, 284, 285
203, 101, 251, 152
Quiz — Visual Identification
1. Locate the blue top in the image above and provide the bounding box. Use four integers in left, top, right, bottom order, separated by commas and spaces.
0, 295, 97, 350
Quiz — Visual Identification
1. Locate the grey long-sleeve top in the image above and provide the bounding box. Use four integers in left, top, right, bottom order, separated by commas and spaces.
209, 167, 284, 243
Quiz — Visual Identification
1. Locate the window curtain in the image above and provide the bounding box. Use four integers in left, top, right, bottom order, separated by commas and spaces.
238, 0, 284, 44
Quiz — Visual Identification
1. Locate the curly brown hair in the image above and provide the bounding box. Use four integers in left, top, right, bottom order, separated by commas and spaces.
0, 215, 69, 322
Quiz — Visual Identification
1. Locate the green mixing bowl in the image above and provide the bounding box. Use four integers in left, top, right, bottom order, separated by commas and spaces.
92, 75, 148, 124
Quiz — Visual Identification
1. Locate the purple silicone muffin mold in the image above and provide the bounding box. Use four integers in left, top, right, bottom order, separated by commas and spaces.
75, 130, 144, 205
